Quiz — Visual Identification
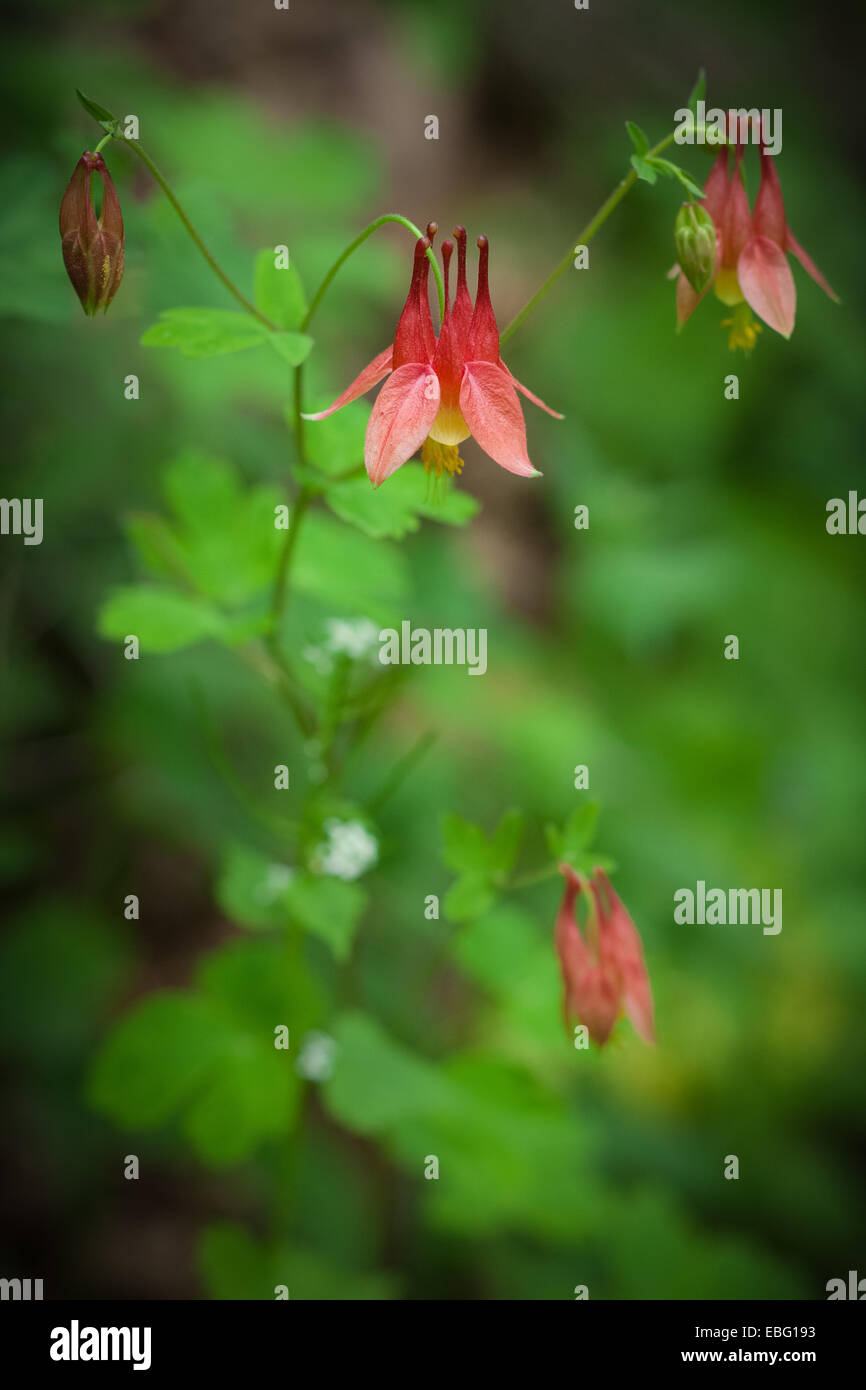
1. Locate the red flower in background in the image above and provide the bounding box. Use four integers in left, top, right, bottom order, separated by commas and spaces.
305, 225, 562, 487
555, 865, 655, 1046
673, 132, 838, 351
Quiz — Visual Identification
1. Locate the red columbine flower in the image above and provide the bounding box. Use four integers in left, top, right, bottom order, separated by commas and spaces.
736, 145, 839, 341
674, 138, 837, 352
59, 151, 125, 316
305, 225, 562, 487
554, 865, 654, 1046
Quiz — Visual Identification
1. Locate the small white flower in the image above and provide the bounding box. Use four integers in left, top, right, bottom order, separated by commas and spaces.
255, 863, 294, 904
311, 818, 379, 881
302, 644, 334, 676
295, 1030, 339, 1083
324, 617, 380, 661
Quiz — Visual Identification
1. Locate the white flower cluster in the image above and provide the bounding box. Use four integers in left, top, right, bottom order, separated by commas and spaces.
302, 616, 381, 675
311, 818, 379, 881
295, 1030, 339, 1083
325, 616, 380, 659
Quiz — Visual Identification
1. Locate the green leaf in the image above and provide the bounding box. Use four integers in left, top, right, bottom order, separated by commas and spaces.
441, 811, 523, 921
453, 904, 551, 998
686, 66, 706, 119
630, 153, 657, 185
292, 512, 409, 623
141, 307, 312, 364
673, 169, 707, 201
559, 802, 599, 859
199, 1223, 397, 1300
76, 88, 118, 132
89, 941, 306, 1167
298, 400, 368, 476
646, 158, 706, 201
284, 872, 366, 961
324, 465, 480, 539
88, 992, 237, 1130
197, 938, 321, 1042
155, 452, 284, 606
254, 249, 307, 331
266, 331, 315, 367
215, 843, 293, 930
488, 809, 525, 875
444, 873, 495, 922
97, 585, 226, 653
442, 810, 523, 878
183, 1047, 295, 1166
324, 1012, 457, 1134
625, 121, 649, 156
441, 814, 493, 876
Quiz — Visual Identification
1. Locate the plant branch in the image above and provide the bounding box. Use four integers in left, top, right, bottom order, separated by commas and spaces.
303, 214, 445, 330
500, 131, 677, 346
120, 136, 278, 330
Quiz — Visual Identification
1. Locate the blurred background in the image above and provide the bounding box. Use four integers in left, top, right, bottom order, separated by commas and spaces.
1, 0, 865, 1300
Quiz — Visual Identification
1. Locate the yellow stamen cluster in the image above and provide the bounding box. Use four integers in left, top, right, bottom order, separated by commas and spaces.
721, 302, 762, 353
421, 437, 464, 478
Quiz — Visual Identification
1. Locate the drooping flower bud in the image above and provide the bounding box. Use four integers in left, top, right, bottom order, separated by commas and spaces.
674, 200, 717, 295
59, 151, 125, 316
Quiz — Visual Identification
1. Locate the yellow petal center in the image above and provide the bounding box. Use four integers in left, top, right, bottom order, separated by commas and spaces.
713, 266, 745, 307
428, 406, 470, 446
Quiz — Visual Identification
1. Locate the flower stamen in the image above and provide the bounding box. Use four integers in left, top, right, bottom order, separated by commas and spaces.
421, 436, 464, 479
721, 301, 763, 353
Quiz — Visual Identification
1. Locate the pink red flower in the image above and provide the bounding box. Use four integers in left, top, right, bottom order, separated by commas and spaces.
673, 137, 837, 351
554, 865, 654, 1046
305, 226, 562, 487
59, 151, 125, 316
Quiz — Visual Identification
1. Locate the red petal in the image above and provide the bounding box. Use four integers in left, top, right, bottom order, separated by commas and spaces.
676, 271, 705, 327
719, 154, 752, 268
738, 235, 796, 337
593, 870, 655, 1045
786, 229, 839, 302
302, 346, 393, 420
459, 361, 540, 477
752, 150, 787, 246
364, 363, 440, 487
555, 867, 619, 1045
702, 147, 730, 226
500, 361, 564, 418
465, 236, 500, 363
451, 226, 474, 353
393, 237, 436, 368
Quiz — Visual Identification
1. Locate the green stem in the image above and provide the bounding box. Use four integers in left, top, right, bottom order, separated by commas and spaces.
499, 131, 677, 346
269, 483, 313, 638
121, 136, 278, 330
366, 730, 437, 815
508, 863, 561, 890
302, 214, 445, 330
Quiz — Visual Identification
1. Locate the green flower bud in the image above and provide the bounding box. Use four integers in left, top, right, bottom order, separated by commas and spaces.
59, 151, 125, 316
674, 201, 716, 295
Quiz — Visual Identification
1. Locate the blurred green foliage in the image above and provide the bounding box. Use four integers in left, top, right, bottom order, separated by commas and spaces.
1, 0, 865, 1302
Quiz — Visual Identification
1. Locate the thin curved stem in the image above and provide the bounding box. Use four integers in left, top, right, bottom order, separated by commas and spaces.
303, 214, 445, 331
508, 863, 561, 891
122, 137, 278, 330
500, 131, 677, 346
269, 483, 313, 638
366, 730, 437, 815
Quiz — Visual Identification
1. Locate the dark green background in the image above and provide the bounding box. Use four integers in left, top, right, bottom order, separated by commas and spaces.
1, 0, 864, 1299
